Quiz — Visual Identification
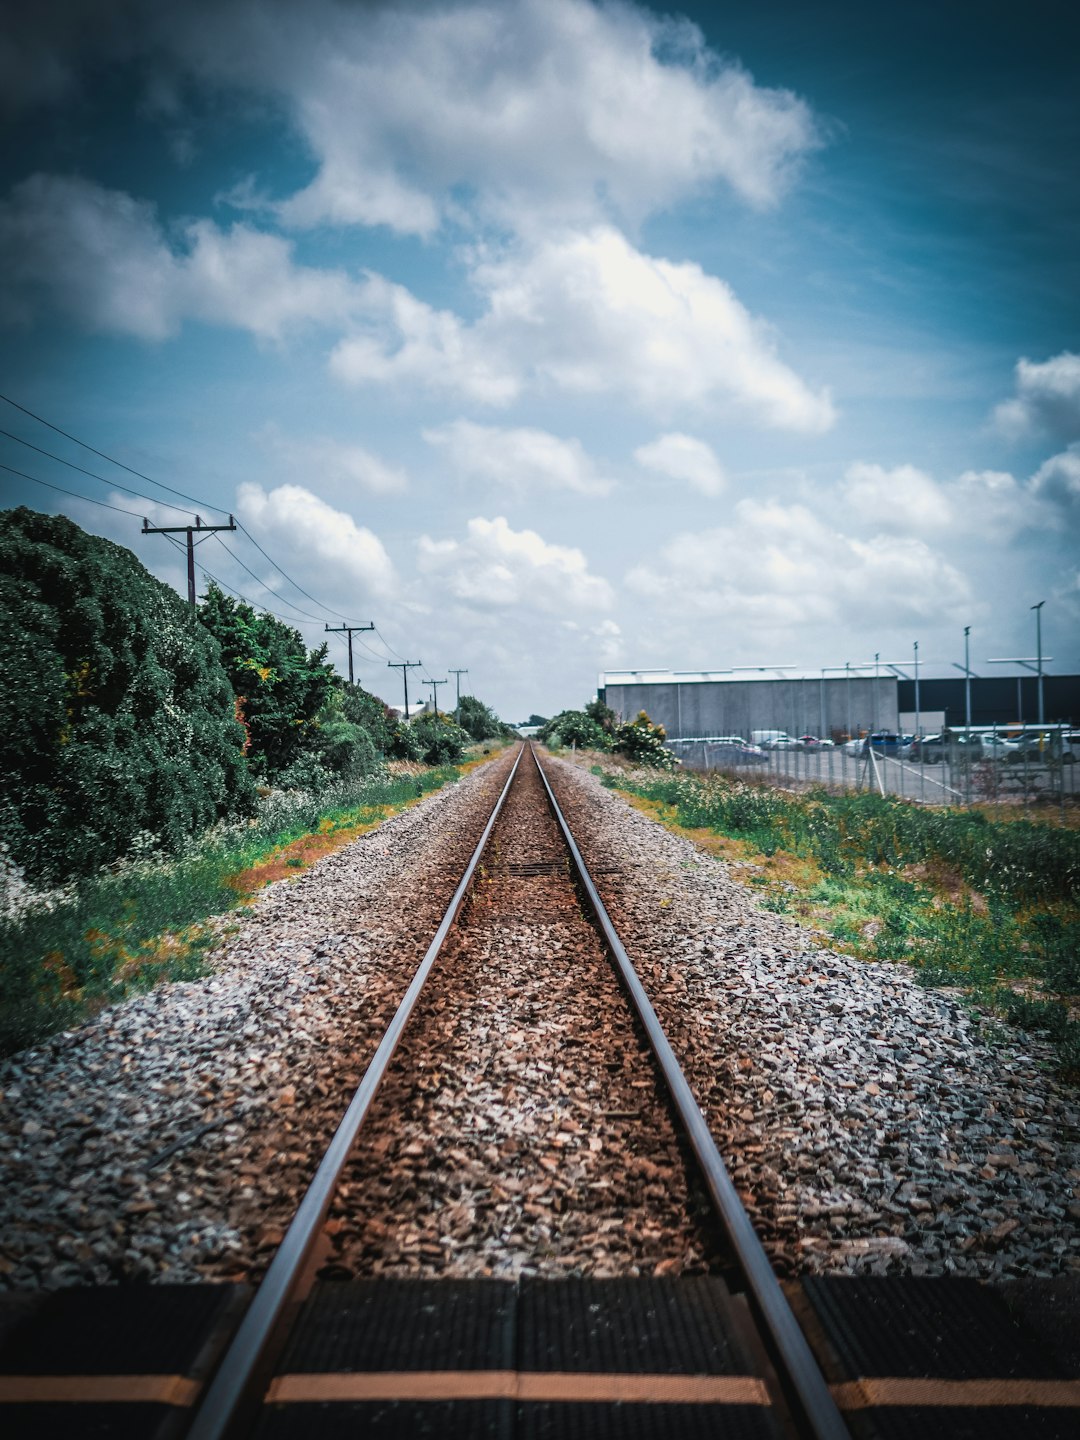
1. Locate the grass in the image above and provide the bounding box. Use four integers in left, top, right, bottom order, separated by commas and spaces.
0, 751, 500, 1058
591, 763, 1080, 1079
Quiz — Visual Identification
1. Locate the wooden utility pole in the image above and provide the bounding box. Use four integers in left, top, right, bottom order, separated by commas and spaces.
425, 678, 447, 718
388, 660, 422, 720
325, 622, 374, 686
449, 668, 468, 725
142, 515, 236, 606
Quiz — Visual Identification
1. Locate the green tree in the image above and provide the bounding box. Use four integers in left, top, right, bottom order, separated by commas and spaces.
0, 509, 254, 884
197, 584, 335, 779
539, 709, 611, 750
457, 694, 503, 741
410, 712, 469, 764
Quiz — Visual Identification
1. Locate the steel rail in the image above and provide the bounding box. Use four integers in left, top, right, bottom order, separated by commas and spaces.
531, 745, 851, 1440
186, 743, 526, 1440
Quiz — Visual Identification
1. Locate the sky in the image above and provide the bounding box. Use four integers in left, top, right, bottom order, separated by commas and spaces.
1, 0, 1078, 723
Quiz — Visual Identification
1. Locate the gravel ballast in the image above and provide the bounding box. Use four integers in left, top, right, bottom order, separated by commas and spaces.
0, 745, 1077, 1290
548, 754, 1080, 1281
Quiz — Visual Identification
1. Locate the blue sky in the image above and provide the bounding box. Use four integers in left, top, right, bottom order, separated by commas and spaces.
1, 0, 1078, 722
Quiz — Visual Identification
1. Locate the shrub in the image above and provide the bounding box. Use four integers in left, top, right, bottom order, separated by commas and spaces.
198, 584, 335, 780
410, 712, 469, 765
540, 709, 611, 750
0, 508, 254, 884
614, 711, 678, 770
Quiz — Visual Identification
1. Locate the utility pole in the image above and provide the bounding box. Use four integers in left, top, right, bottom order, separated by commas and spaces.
325, 622, 374, 687
449, 668, 469, 725
142, 514, 236, 606
1032, 600, 1045, 725
425, 678, 447, 718
388, 660, 421, 721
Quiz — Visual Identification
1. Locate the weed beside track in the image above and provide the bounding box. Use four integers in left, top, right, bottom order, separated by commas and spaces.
0, 758, 493, 1058
589, 762, 1080, 1078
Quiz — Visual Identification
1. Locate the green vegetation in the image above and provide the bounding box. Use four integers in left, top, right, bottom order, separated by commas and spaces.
0, 508, 517, 1053
0, 764, 467, 1058
595, 765, 1080, 1076
0, 509, 255, 886
541, 702, 677, 770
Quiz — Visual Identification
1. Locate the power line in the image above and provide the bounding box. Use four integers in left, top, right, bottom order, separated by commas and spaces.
0, 427, 198, 519
0, 461, 149, 518
0, 391, 360, 624
0, 391, 227, 518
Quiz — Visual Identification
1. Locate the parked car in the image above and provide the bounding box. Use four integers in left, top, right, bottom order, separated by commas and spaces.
710, 739, 769, 765
976, 734, 1021, 762
799, 734, 834, 748
761, 736, 804, 751
905, 733, 945, 763
842, 736, 866, 756
866, 731, 907, 754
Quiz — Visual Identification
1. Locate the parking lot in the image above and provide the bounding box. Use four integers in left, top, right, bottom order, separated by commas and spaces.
668, 738, 1079, 809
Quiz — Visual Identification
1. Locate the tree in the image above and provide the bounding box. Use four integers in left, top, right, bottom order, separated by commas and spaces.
197, 585, 335, 779
409, 712, 469, 764
457, 694, 504, 741
539, 709, 611, 750
0, 509, 254, 884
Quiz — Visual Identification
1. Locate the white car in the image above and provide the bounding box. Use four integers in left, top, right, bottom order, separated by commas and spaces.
977, 734, 1020, 761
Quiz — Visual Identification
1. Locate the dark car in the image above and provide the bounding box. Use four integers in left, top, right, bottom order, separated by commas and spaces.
866, 731, 906, 753
906, 733, 945, 763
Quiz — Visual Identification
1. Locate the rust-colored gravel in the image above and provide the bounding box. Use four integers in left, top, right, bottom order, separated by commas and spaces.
323, 748, 725, 1279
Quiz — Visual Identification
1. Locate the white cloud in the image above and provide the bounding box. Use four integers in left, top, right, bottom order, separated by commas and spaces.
423, 419, 613, 496
327, 273, 518, 405
334, 227, 833, 429
1029, 445, 1080, 517
626, 498, 969, 630
416, 515, 613, 614
236, 482, 396, 598
0, 173, 366, 340
952, 468, 1031, 540
259, 425, 407, 496
472, 228, 835, 429
841, 461, 951, 532
153, 0, 820, 236
634, 432, 726, 496
993, 352, 1080, 440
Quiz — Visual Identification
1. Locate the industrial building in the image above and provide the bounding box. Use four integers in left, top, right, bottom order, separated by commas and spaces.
598, 668, 1080, 742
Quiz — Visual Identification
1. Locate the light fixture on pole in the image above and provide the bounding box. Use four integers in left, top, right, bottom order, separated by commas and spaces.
1032, 601, 1045, 725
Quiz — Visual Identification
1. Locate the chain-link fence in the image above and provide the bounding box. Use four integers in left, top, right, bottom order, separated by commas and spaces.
667, 725, 1079, 814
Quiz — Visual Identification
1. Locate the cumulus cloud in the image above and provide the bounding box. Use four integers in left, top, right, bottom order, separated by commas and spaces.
1029, 445, 1080, 517
141, 0, 821, 236
472, 228, 835, 429
993, 352, 1080, 440
841, 461, 952, 532
0, 173, 370, 341
626, 498, 969, 630
236, 482, 396, 598
634, 433, 726, 496
334, 227, 833, 429
327, 273, 518, 405
417, 515, 613, 614
424, 419, 613, 496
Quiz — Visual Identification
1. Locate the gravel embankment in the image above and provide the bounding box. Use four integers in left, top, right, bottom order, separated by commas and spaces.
0, 752, 516, 1288
548, 754, 1080, 1280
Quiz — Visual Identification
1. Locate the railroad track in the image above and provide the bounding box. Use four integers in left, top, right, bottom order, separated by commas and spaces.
2, 742, 1078, 1438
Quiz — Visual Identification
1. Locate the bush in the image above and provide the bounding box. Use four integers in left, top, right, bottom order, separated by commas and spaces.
409, 712, 469, 765
198, 584, 335, 780
540, 710, 611, 750
0, 509, 254, 884
614, 711, 678, 770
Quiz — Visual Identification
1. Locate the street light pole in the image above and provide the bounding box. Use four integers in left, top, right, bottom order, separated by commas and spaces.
964, 627, 972, 731
1032, 601, 1045, 725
